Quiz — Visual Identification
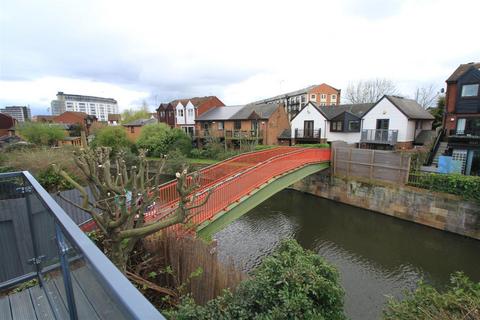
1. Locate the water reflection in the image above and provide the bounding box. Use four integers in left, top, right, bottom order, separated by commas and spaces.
214, 189, 480, 320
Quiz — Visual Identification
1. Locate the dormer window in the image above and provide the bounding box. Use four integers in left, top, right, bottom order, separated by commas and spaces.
461, 84, 479, 97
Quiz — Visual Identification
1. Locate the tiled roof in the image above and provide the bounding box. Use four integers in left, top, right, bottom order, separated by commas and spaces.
385, 96, 435, 120
197, 106, 244, 121
446, 62, 480, 82
197, 103, 283, 121
122, 118, 157, 126
316, 103, 374, 120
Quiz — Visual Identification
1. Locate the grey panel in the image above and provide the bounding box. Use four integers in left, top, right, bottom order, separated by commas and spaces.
43, 281, 69, 320
0, 295, 12, 320
29, 286, 55, 320
9, 289, 36, 320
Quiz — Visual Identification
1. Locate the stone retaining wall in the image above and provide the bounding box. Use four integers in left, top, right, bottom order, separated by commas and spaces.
290, 172, 480, 240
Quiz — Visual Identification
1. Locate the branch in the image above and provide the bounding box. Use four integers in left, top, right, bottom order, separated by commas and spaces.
118, 208, 183, 239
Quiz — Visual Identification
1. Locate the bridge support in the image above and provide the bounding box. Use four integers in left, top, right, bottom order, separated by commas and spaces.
197, 162, 329, 240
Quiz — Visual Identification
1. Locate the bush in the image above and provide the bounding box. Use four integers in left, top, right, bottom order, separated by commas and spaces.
168, 239, 346, 320
16, 122, 66, 146
384, 272, 480, 320
91, 126, 132, 155
137, 124, 192, 157
164, 149, 189, 175
296, 143, 330, 148
37, 166, 76, 192
408, 172, 480, 202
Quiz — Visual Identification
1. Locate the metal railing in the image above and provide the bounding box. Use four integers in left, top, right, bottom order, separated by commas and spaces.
149, 148, 331, 229
449, 128, 480, 137
294, 129, 321, 140
0, 172, 164, 320
360, 129, 398, 145
425, 128, 446, 166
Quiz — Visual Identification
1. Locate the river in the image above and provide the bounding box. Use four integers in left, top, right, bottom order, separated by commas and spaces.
213, 189, 480, 320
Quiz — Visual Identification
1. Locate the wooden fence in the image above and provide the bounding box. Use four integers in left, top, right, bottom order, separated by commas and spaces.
333, 147, 411, 184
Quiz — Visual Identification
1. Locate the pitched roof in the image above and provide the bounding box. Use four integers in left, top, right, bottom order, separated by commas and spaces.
122, 118, 157, 126
317, 103, 374, 120
108, 114, 121, 121
169, 96, 222, 107
384, 95, 434, 120
446, 62, 480, 82
230, 103, 282, 120
197, 106, 244, 121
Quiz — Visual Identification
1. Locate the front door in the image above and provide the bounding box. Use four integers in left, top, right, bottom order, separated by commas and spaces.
304, 121, 314, 138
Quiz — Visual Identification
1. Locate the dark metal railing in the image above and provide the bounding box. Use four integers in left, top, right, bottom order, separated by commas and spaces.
294, 129, 321, 140
360, 129, 398, 145
449, 128, 480, 137
0, 172, 164, 320
425, 128, 446, 166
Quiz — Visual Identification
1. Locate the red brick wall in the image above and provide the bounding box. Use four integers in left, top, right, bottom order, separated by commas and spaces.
0, 113, 15, 137
444, 83, 458, 134
124, 126, 143, 142
308, 84, 341, 105
265, 105, 290, 145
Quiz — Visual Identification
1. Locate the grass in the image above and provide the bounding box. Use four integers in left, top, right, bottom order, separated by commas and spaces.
186, 158, 219, 165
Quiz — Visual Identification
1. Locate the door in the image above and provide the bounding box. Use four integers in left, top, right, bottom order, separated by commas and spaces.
376, 119, 389, 141
251, 120, 258, 137
304, 121, 314, 138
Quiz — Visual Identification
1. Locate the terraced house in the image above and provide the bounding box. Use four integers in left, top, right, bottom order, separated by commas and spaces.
195, 103, 290, 147
443, 62, 480, 175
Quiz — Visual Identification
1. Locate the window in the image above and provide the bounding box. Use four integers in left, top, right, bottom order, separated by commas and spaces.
320, 94, 327, 100
310, 94, 316, 100
376, 119, 389, 130
178, 109, 184, 117
331, 94, 337, 101
187, 109, 194, 117
160, 111, 165, 117
234, 120, 241, 130
348, 120, 360, 131
130, 127, 134, 133
218, 121, 224, 130
461, 84, 479, 97
301, 95, 306, 103
331, 121, 343, 132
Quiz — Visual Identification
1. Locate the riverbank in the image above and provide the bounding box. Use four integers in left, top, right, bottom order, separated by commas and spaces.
290, 172, 480, 240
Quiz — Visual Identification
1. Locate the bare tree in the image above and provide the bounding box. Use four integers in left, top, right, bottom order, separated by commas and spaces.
345, 78, 399, 104
54, 147, 212, 272
412, 84, 439, 109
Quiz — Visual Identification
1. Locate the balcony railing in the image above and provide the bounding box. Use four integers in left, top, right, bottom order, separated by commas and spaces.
0, 172, 164, 319
449, 128, 480, 137
360, 129, 398, 145
294, 129, 321, 140
196, 129, 263, 140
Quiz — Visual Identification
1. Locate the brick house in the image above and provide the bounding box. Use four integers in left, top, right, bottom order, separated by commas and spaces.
254, 83, 341, 120
53, 111, 97, 136
122, 118, 157, 142
157, 96, 225, 135
444, 62, 480, 175
0, 113, 17, 137
195, 103, 289, 147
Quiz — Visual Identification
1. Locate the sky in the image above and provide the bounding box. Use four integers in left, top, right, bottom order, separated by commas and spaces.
0, 0, 479, 115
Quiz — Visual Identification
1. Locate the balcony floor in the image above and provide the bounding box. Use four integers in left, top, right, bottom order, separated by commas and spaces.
0, 266, 123, 320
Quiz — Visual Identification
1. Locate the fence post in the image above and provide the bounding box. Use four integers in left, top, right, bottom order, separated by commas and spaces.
347, 148, 352, 177
369, 150, 374, 180
405, 154, 411, 184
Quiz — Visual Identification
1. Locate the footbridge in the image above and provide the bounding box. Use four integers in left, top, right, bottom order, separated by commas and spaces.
145, 147, 330, 239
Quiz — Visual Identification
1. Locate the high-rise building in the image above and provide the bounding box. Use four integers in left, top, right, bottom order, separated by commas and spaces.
0, 106, 31, 122
51, 92, 118, 122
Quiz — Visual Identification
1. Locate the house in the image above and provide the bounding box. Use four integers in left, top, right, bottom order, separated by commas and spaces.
53, 111, 98, 136
157, 96, 225, 135
108, 113, 121, 125
254, 83, 341, 120
443, 62, 480, 175
0, 113, 17, 137
33, 115, 55, 123
122, 118, 157, 142
360, 95, 434, 150
195, 103, 289, 146
288, 95, 434, 150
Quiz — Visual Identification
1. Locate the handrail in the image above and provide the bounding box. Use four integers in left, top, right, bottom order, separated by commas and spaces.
0, 172, 165, 319
425, 128, 445, 166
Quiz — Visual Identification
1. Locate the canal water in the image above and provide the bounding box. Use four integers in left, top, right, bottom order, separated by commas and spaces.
213, 189, 480, 320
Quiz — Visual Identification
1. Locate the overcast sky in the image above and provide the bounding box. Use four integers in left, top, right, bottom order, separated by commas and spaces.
0, 0, 479, 115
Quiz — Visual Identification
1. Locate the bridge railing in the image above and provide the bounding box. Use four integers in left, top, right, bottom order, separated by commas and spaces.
150, 148, 330, 229
156, 147, 299, 211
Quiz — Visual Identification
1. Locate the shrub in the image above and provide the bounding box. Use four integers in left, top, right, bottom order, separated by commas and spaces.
296, 143, 330, 148
137, 124, 192, 157
408, 172, 480, 202
168, 239, 346, 320
37, 166, 76, 192
164, 149, 189, 175
383, 272, 480, 320
16, 122, 66, 146
91, 126, 132, 155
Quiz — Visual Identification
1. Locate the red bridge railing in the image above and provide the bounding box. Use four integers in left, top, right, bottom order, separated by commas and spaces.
156, 147, 299, 211
146, 148, 330, 231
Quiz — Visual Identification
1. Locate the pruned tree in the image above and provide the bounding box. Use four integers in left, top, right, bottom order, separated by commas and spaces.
345, 78, 399, 104
53, 147, 212, 272
412, 84, 440, 109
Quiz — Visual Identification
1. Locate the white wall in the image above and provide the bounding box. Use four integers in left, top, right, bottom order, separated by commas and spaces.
175, 102, 185, 125
184, 101, 195, 125
325, 128, 361, 144
362, 97, 411, 142
290, 103, 326, 138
